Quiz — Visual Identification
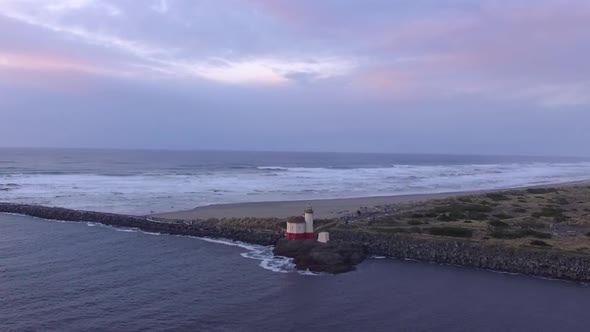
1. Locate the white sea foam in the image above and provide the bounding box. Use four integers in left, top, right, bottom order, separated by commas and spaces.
2, 161, 590, 215
197, 237, 304, 274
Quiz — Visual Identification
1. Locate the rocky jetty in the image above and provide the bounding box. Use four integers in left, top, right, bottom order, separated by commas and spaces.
273, 238, 367, 273
0, 203, 282, 246
330, 230, 590, 282
4, 202, 590, 282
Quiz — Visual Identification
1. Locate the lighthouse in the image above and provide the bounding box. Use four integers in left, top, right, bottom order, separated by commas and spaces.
285, 216, 307, 240
285, 207, 316, 240
304, 207, 314, 240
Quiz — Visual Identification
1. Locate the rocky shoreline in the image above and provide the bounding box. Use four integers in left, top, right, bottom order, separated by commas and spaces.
330, 230, 590, 282
2, 202, 590, 281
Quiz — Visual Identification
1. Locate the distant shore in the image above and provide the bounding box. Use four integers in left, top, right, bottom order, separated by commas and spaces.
152, 180, 590, 220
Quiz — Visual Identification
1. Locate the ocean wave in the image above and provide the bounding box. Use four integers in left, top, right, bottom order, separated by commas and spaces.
257, 166, 290, 171
2, 161, 590, 215
197, 237, 321, 275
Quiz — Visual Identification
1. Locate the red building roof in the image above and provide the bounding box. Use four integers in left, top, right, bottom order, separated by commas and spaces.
287, 216, 305, 224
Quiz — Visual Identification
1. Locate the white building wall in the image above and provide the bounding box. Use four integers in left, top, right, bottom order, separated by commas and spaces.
304, 212, 314, 233
295, 223, 306, 234
287, 223, 306, 234
318, 232, 330, 243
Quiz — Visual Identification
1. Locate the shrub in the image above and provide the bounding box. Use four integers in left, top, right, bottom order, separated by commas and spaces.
436, 214, 459, 222
490, 229, 522, 239
527, 188, 558, 194
463, 220, 473, 223
490, 228, 552, 239
528, 230, 552, 239
409, 226, 423, 233
486, 193, 511, 201
512, 207, 527, 213
530, 240, 551, 247
428, 226, 473, 238
492, 213, 513, 220
457, 197, 473, 203
489, 220, 509, 227
410, 213, 425, 218
554, 197, 570, 205
531, 206, 568, 222
467, 212, 489, 220
519, 219, 547, 229
432, 203, 493, 214
408, 219, 423, 225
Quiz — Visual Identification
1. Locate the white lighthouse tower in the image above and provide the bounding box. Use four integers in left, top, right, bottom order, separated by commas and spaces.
304, 207, 314, 240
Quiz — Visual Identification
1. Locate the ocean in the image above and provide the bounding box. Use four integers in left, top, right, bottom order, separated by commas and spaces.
1, 148, 590, 215
2, 213, 590, 331
3, 149, 590, 331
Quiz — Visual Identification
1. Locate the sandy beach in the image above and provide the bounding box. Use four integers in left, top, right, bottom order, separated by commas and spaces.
150, 192, 464, 219
152, 181, 590, 220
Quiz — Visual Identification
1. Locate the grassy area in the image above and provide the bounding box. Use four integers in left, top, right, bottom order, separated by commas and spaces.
210, 184, 590, 254
332, 185, 590, 254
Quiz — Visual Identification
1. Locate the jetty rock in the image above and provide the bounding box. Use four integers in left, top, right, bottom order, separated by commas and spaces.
273, 239, 367, 274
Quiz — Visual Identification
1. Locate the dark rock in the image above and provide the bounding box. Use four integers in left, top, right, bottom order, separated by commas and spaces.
329, 229, 590, 283
0, 203, 282, 246
273, 239, 367, 274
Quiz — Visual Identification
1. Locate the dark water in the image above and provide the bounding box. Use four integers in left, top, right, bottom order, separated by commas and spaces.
2, 213, 590, 332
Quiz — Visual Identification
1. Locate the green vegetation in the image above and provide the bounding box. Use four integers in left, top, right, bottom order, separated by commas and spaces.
428, 226, 473, 238
407, 219, 424, 225
491, 228, 552, 239
486, 193, 511, 201
527, 188, 558, 194
492, 213, 513, 220
530, 240, 551, 247
531, 206, 568, 222
553, 197, 570, 205
489, 220, 509, 227
432, 202, 493, 214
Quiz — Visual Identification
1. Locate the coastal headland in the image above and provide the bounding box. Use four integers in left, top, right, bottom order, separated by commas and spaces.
2, 182, 590, 280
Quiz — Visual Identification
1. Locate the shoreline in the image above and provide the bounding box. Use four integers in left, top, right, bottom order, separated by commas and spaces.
153, 180, 590, 219
2, 180, 590, 282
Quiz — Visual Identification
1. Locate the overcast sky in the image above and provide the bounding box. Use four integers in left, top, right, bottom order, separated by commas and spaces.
0, 0, 589, 156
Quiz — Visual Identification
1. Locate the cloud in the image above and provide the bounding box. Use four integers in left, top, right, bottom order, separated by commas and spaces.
150, 0, 169, 14
0, 0, 354, 85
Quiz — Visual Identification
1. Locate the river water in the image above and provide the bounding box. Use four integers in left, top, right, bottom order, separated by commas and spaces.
2, 213, 589, 332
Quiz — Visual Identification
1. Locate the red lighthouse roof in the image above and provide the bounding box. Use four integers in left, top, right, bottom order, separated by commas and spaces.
287, 216, 305, 224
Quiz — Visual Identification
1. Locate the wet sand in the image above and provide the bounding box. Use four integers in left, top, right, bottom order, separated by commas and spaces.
151, 191, 496, 219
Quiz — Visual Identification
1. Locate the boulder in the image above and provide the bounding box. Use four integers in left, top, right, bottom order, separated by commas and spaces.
273, 239, 367, 273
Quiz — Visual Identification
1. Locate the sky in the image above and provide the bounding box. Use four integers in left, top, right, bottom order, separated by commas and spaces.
0, 0, 589, 156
